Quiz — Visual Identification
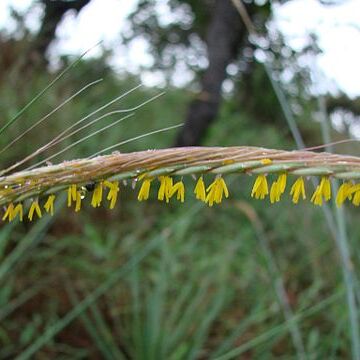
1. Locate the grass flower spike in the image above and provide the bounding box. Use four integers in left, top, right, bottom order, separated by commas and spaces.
138, 178, 152, 201
44, 195, 56, 215
158, 176, 173, 203
2, 203, 23, 222
205, 176, 229, 207
28, 200, 42, 221
169, 180, 185, 202
91, 182, 103, 208
67, 184, 77, 207
350, 184, 360, 206
311, 177, 331, 206
336, 182, 353, 207
277, 173, 287, 193
194, 176, 206, 202
270, 181, 280, 204
13, 203, 23, 221
2, 203, 14, 222
75, 191, 82, 212
104, 181, 120, 209
290, 177, 306, 204
251, 175, 269, 200
270, 173, 287, 204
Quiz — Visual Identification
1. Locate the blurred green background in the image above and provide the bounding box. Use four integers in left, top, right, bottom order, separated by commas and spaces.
1, 0, 360, 359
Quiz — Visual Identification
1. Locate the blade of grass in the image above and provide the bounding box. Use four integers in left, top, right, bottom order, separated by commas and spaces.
65, 282, 123, 360
145, 234, 168, 359
129, 266, 142, 358
0, 280, 49, 322
214, 289, 344, 360
166, 277, 212, 352
0, 222, 17, 258
236, 202, 307, 360
88, 300, 128, 359
329, 315, 346, 360
164, 280, 195, 333
14, 232, 164, 360
187, 286, 227, 360
211, 308, 270, 357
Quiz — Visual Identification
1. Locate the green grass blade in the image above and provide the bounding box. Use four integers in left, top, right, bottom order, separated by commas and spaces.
0, 222, 17, 258
167, 278, 211, 352
0, 281, 48, 322
88, 301, 127, 359
14, 232, 163, 360
214, 290, 343, 360
211, 308, 270, 357
187, 287, 226, 360
243, 208, 307, 359
65, 282, 119, 360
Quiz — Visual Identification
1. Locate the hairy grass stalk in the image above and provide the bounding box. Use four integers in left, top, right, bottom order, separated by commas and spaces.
2, 145, 360, 206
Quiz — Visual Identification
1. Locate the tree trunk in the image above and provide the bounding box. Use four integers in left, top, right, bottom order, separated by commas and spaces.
175, 0, 245, 146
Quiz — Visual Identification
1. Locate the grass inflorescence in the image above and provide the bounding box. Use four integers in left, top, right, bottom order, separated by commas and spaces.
2, 145, 360, 222
1, 43, 359, 359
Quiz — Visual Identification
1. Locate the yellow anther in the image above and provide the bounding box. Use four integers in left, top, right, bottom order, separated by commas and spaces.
44, 195, 56, 216
28, 200, 42, 221
251, 175, 269, 200
290, 177, 306, 204
194, 176, 206, 202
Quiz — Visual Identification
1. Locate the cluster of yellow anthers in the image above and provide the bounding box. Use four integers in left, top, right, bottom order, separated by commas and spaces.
251, 172, 360, 207
137, 175, 228, 207
2, 163, 360, 223
67, 180, 120, 211
1, 180, 120, 223
1, 174, 230, 222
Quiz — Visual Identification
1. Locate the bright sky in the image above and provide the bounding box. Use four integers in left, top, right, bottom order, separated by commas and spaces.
274, 0, 360, 97
0, 0, 359, 96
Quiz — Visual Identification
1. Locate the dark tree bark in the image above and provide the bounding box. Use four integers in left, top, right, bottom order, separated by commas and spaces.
33, 0, 91, 60
175, 0, 245, 146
